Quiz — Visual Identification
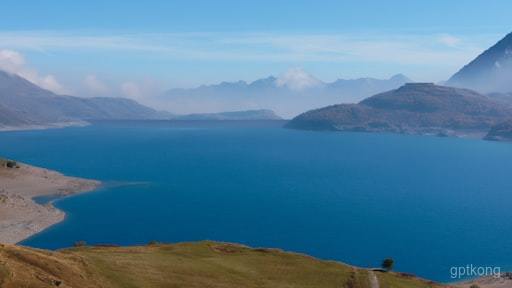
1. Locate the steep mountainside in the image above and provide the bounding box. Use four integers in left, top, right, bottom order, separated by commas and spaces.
0, 241, 444, 288
0, 70, 163, 128
447, 32, 512, 93
287, 83, 512, 136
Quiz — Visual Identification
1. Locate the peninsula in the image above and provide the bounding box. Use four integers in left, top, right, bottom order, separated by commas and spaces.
0, 159, 99, 243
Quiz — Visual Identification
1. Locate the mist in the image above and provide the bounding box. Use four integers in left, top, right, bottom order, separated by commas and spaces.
150, 70, 410, 119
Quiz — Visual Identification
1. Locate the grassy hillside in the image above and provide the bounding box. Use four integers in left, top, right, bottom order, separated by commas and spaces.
0, 241, 444, 288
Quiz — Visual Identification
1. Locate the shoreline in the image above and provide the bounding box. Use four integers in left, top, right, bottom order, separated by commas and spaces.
0, 161, 100, 244
454, 273, 512, 288
0, 120, 89, 132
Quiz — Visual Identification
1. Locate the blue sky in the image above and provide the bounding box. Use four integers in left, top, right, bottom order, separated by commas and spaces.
0, 0, 511, 98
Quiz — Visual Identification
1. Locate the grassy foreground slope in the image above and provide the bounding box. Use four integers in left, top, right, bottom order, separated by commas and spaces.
0, 241, 443, 288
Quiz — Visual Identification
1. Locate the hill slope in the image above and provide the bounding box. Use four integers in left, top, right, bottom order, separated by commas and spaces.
0, 70, 162, 128
0, 241, 443, 288
485, 120, 512, 141
287, 83, 512, 136
447, 32, 512, 93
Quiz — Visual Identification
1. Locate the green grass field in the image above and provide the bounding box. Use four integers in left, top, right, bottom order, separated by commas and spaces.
0, 241, 444, 288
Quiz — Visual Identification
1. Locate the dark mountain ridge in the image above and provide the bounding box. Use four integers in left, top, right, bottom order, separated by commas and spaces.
287, 83, 512, 137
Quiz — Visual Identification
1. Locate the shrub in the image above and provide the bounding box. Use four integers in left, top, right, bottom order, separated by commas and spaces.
0, 159, 17, 168
6, 160, 17, 168
381, 258, 395, 272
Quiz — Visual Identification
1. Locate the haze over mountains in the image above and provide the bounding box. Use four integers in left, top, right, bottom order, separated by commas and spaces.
4, 30, 512, 132
0, 70, 286, 129
160, 69, 411, 118
0, 66, 408, 128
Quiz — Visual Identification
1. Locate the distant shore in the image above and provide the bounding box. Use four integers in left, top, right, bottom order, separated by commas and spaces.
0, 161, 100, 244
0, 121, 89, 132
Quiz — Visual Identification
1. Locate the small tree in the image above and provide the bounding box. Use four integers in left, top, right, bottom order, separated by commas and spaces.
6, 160, 17, 168
381, 258, 394, 272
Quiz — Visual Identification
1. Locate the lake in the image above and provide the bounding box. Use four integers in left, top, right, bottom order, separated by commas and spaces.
1, 120, 512, 282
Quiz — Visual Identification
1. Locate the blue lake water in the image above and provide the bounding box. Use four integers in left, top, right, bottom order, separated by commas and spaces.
1, 120, 512, 282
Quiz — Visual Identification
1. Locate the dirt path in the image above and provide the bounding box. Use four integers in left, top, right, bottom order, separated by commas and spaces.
368, 271, 379, 288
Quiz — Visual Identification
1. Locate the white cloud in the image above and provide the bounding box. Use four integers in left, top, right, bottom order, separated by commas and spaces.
38, 74, 66, 94
83, 74, 110, 96
120, 81, 142, 98
0, 30, 502, 88
0, 31, 493, 66
118, 79, 163, 107
0, 49, 25, 69
276, 68, 323, 90
438, 34, 461, 47
0, 49, 68, 94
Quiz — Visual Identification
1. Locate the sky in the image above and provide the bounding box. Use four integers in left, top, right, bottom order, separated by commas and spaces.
0, 0, 511, 99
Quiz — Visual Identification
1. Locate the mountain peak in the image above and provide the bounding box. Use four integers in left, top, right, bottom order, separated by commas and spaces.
249, 76, 277, 88
389, 74, 411, 82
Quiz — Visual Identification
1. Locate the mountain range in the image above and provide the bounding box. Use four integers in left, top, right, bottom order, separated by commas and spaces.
159, 70, 411, 118
4, 31, 512, 131
289, 31, 512, 141
0, 71, 284, 129
447, 32, 512, 93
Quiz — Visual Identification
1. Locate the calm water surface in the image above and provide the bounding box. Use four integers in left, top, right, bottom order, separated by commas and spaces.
1, 120, 511, 282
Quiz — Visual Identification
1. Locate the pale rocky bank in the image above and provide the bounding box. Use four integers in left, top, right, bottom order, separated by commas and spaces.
0, 160, 100, 244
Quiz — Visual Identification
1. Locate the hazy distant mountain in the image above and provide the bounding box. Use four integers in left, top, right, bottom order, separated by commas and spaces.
447, 32, 512, 93
0, 70, 163, 128
287, 83, 512, 137
0, 104, 28, 127
160, 70, 411, 118
174, 109, 281, 120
